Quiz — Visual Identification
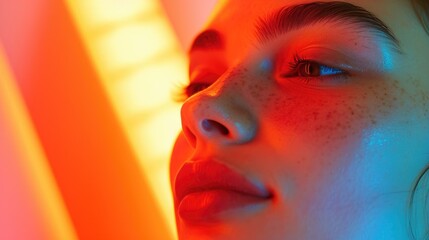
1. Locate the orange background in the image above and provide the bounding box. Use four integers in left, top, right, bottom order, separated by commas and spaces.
0, 0, 216, 239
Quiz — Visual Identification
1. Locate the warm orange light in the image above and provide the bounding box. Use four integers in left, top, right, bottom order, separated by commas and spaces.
0, 44, 78, 240
65, 1, 187, 239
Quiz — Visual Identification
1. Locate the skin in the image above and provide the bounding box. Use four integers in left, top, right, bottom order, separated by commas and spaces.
170, 0, 429, 239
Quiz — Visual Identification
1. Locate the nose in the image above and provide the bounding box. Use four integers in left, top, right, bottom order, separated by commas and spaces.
180, 88, 258, 148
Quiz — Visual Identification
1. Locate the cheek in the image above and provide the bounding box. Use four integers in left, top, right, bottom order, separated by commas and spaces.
257, 79, 404, 153
170, 132, 193, 196
247, 77, 416, 194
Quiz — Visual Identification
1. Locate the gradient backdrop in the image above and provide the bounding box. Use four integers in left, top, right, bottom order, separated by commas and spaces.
0, 0, 217, 239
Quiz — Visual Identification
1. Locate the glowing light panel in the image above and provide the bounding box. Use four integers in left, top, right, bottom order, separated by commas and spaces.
65, 1, 186, 239
0, 44, 78, 240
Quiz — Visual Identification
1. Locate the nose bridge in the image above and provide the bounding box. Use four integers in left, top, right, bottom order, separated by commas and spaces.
180, 69, 258, 148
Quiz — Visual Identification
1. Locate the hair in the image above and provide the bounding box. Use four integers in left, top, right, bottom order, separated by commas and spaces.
409, 2, 429, 239
409, 165, 429, 239
412, 0, 429, 34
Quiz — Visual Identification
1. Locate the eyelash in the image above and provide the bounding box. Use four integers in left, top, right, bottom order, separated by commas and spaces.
173, 81, 213, 102
281, 54, 348, 83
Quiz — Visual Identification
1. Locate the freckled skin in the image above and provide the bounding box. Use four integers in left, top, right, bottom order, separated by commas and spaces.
170, 0, 429, 239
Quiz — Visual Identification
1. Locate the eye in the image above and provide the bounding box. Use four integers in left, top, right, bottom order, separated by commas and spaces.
295, 61, 343, 77
279, 55, 349, 87
297, 61, 320, 77
184, 82, 212, 97
182, 70, 220, 98
290, 60, 344, 78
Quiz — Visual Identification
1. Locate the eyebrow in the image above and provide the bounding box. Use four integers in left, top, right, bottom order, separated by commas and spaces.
255, 1, 401, 51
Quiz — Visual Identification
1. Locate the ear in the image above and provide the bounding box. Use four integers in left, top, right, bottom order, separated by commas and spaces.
408, 164, 429, 239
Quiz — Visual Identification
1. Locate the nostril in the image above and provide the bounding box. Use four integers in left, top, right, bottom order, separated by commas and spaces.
201, 119, 229, 135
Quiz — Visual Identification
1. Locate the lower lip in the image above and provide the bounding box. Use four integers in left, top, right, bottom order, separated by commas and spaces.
178, 189, 270, 223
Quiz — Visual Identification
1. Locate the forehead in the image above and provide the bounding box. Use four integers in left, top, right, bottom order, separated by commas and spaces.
207, 0, 406, 40
198, 0, 413, 57
209, 0, 405, 23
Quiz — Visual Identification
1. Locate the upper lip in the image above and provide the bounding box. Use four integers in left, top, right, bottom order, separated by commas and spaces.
174, 159, 272, 204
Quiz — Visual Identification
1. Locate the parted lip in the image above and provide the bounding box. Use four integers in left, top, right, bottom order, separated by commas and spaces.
174, 159, 272, 205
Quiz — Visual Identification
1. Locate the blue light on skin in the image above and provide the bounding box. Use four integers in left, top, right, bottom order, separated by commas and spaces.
362, 128, 388, 147
379, 44, 395, 70
259, 59, 273, 72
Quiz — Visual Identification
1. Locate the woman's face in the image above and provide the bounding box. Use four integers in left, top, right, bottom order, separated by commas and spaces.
170, 0, 429, 239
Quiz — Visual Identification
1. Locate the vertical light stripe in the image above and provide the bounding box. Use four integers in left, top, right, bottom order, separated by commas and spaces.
0, 44, 78, 240
65, 0, 186, 239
